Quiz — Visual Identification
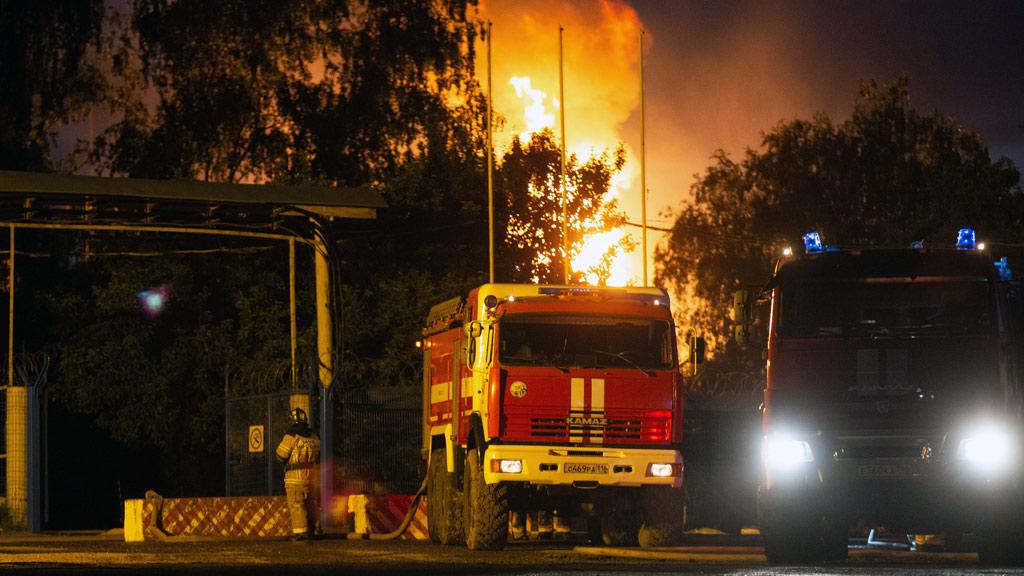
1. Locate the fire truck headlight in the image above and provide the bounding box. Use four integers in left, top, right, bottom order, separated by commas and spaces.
957, 421, 1016, 474
647, 463, 681, 478
763, 433, 814, 472
491, 459, 523, 474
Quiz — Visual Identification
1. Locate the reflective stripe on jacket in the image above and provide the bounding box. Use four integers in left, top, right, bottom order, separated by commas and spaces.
275, 424, 321, 485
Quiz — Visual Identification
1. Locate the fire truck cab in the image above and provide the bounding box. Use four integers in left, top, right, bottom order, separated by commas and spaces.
422, 284, 686, 550
756, 230, 1024, 564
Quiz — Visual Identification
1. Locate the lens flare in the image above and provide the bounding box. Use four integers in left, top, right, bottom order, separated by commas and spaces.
138, 286, 169, 317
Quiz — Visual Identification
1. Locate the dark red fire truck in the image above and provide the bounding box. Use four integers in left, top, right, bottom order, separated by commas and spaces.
756, 230, 1024, 564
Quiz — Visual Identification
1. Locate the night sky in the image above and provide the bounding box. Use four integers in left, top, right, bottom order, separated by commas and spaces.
629, 0, 1023, 213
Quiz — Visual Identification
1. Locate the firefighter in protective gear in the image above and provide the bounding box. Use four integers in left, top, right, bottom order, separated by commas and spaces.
275, 407, 321, 539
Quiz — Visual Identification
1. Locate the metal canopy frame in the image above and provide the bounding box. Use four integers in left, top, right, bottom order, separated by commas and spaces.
0, 170, 384, 225
0, 170, 385, 530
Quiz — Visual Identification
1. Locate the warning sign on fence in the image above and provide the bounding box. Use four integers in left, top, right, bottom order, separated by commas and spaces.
248, 425, 265, 453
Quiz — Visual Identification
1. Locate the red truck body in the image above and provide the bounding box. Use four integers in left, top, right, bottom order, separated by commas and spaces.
757, 241, 1024, 564
422, 284, 686, 549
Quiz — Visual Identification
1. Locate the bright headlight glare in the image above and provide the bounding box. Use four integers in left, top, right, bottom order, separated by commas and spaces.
495, 459, 523, 474
763, 433, 814, 471
648, 463, 676, 478
957, 422, 1016, 473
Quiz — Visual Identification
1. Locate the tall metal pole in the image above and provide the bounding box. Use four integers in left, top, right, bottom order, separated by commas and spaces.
7, 225, 12, 388
313, 228, 334, 530
559, 25, 569, 285
639, 30, 648, 287
487, 20, 495, 284
289, 238, 297, 390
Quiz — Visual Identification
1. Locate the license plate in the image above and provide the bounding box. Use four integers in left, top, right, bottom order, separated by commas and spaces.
565, 463, 609, 474
857, 464, 913, 478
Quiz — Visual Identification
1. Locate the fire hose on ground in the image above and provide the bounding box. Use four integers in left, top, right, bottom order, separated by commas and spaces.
345, 472, 429, 540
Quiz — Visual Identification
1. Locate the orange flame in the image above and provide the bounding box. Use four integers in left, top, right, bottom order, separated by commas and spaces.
478, 0, 646, 286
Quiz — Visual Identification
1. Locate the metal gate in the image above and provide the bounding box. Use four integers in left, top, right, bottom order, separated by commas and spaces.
225, 391, 310, 496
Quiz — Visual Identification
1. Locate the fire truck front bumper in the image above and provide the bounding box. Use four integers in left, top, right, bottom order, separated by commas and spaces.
482, 444, 683, 488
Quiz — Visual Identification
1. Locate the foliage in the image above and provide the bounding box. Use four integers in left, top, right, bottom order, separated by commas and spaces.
0, 0, 106, 171
0, 0, 638, 505
35, 237, 304, 493
94, 0, 484, 185
84, 0, 494, 400
655, 78, 1023, 357
495, 130, 633, 285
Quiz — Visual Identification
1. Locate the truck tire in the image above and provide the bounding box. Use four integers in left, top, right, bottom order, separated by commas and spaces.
760, 498, 846, 563
638, 486, 686, 547
427, 449, 444, 543
462, 449, 509, 550
429, 448, 463, 545
977, 507, 1024, 565
600, 493, 640, 546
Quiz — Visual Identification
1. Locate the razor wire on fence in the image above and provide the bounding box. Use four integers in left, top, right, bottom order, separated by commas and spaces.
0, 352, 50, 506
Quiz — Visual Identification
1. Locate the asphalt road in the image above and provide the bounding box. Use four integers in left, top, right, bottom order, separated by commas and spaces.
0, 531, 1017, 576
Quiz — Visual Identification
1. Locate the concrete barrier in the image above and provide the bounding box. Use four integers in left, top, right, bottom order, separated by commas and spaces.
124, 493, 427, 541
357, 495, 428, 539
124, 494, 292, 541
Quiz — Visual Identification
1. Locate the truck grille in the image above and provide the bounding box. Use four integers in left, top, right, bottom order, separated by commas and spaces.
831, 434, 934, 461
531, 417, 642, 441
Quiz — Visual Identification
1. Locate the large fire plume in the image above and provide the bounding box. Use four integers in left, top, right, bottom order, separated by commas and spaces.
477, 0, 646, 286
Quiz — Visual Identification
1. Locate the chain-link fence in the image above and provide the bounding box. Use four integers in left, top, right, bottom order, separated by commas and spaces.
335, 401, 421, 495
225, 391, 301, 496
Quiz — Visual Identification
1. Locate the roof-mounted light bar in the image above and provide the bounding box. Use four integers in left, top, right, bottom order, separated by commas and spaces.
956, 228, 976, 250
803, 232, 823, 254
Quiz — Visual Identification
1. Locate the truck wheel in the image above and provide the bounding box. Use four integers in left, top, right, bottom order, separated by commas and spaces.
821, 519, 849, 562
433, 448, 464, 545
638, 486, 686, 547
600, 494, 640, 546
462, 449, 509, 550
427, 449, 444, 543
762, 525, 819, 564
977, 508, 1024, 565
761, 501, 845, 564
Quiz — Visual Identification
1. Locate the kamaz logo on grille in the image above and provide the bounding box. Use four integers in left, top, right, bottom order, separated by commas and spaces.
566, 416, 608, 427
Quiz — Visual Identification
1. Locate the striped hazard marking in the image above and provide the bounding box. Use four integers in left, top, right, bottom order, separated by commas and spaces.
366, 495, 429, 540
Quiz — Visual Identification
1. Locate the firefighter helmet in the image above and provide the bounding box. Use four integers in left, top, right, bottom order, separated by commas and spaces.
289, 407, 308, 424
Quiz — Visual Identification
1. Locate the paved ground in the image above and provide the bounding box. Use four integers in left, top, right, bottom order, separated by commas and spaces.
0, 530, 1012, 576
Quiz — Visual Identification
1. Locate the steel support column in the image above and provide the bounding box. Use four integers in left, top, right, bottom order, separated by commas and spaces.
313, 228, 334, 530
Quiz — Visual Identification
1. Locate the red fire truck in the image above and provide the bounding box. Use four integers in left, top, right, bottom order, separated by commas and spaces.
754, 230, 1024, 564
421, 284, 686, 550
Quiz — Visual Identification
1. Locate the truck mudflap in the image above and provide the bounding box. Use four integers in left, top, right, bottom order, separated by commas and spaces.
482, 444, 682, 488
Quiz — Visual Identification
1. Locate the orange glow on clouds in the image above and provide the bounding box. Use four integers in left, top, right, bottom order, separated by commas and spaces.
478, 0, 646, 286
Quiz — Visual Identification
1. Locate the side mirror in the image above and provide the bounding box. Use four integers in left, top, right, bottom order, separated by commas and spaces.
465, 321, 483, 338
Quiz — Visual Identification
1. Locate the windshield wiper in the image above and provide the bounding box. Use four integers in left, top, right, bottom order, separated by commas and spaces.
590, 349, 655, 377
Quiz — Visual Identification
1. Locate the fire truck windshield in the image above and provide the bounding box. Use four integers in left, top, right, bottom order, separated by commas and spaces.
498, 314, 674, 371
779, 277, 993, 339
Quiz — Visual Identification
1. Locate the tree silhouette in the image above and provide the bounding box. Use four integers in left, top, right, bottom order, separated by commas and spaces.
656, 78, 1023, 357
95, 0, 484, 186
495, 130, 633, 285
0, 0, 106, 171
